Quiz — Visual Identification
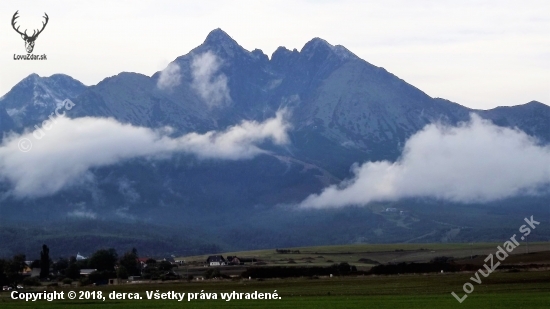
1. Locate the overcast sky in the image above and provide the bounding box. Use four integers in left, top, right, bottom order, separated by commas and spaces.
0, 0, 548, 109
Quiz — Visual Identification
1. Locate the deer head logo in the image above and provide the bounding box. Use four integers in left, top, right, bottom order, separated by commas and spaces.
11, 11, 49, 54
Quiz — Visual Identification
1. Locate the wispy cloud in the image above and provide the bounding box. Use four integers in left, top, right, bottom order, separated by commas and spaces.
0, 110, 290, 198
118, 178, 140, 203
67, 203, 97, 219
191, 51, 231, 108
300, 114, 550, 208
156, 62, 181, 91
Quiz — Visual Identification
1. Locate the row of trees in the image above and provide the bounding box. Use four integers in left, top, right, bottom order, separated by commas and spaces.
0, 245, 143, 286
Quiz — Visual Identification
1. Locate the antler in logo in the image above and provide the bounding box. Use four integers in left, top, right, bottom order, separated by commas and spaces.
11, 11, 49, 54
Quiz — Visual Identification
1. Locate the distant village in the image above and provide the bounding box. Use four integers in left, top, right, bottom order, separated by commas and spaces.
1, 244, 259, 289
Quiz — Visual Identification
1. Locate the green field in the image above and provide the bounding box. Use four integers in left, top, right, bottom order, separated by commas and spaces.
1, 270, 549, 308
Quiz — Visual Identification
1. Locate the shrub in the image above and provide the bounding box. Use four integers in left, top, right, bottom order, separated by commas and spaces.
117, 266, 129, 279
88, 270, 115, 285
430, 256, 454, 264
204, 268, 221, 279
22, 277, 41, 286
79, 277, 91, 286
358, 258, 380, 265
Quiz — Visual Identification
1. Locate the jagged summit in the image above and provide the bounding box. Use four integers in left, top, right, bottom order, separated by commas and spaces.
272, 46, 295, 56
198, 29, 357, 63
203, 28, 240, 50
199, 28, 246, 58
204, 28, 236, 45
302, 37, 331, 50
301, 37, 357, 61
19, 73, 40, 84
0, 73, 87, 128
251, 49, 269, 62
8, 73, 84, 90
524, 100, 547, 107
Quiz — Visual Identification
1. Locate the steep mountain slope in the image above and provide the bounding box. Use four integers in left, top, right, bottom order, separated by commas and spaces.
0, 74, 86, 129
0, 107, 14, 133
70, 72, 214, 132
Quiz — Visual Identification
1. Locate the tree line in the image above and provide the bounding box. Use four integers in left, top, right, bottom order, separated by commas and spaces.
0, 245, 149, 287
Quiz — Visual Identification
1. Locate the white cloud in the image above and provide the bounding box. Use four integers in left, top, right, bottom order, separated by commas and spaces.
156, 62, 181, 91
191, 51, 232, 108
300, 114, 550, 208
0, 110, 290, 198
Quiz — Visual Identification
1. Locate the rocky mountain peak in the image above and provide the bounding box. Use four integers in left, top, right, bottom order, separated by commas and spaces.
301, 37, 357, 61
204, 28, 235, 44
201, 28, 244, 58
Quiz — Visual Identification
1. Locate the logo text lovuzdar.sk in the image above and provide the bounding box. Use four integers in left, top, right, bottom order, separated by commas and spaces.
11, 10, 48, 60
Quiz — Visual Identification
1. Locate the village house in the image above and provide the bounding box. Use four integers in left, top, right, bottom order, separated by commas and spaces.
206, 255, 226, 266
226, 256, 242, 265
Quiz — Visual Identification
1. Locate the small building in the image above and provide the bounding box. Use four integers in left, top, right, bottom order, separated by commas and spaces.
21, 265, 32, 275
108, 278, 121, 285
80, 269, 97, 277
226, 256, 242, 265
137, 258, 150, 268
206, 255, 226, 266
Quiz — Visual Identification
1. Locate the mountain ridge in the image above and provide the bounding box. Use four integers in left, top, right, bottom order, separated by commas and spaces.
0, 28, 548, 256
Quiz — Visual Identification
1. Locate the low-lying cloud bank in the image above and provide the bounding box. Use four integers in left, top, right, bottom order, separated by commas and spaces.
300, 114, 550, 208
0, 110, 290, 198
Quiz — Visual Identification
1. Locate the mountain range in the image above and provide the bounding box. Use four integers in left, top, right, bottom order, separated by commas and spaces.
0, 29, 548, 258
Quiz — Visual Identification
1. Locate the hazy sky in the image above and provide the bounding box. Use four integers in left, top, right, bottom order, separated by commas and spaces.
0, 0, 548, 109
